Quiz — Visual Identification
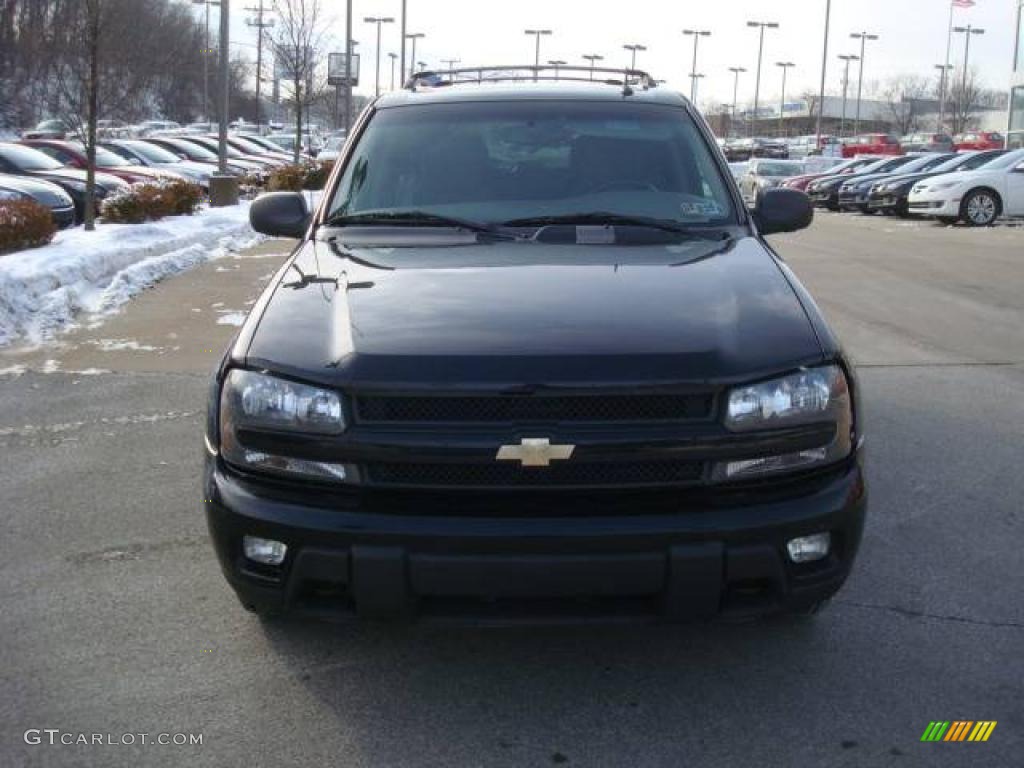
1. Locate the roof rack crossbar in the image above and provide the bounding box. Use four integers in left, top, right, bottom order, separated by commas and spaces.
403, 64, 658, 92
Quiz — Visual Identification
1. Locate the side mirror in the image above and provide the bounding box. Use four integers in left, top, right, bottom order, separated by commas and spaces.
753, 188, 813, 235
249, 191, 311, 238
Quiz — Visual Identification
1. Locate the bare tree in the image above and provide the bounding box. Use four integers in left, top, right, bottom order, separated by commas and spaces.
800, 89, 820, 133
270, 0, 331, 163
879, 74, 931, 136
947, 67, 984, 135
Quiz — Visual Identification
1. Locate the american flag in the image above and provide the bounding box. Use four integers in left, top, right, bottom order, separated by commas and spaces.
952, 0, 975, 7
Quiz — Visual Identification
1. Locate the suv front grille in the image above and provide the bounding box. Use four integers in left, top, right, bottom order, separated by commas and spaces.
367, 461, 705, 488
355, 393, 714, 424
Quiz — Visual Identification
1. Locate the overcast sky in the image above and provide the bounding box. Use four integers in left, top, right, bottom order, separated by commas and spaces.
217, 0, 1020, 105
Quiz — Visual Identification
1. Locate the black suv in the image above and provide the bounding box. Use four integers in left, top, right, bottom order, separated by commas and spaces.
204, 68, 865, 623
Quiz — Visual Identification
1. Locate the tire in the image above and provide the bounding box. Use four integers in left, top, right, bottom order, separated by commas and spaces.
959, 189, 1001, 227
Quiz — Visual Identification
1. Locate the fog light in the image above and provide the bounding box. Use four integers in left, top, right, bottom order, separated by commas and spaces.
243, 536, 287, 565
787, 533, 831, 563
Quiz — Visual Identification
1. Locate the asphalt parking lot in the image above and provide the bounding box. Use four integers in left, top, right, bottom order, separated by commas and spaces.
1, 213, 1021, 767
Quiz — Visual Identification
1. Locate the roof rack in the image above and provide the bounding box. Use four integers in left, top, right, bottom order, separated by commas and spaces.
403, 65, 658, 94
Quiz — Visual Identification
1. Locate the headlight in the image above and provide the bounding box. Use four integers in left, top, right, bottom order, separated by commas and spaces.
714, 365, 853, 481
219, 370, 351, 482
931, 181, 959, 191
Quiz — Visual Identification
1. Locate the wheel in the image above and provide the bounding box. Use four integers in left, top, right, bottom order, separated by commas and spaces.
960, 189, 1001, 227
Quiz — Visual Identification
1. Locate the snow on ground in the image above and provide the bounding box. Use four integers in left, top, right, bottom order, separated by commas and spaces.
0, 202, 264, 347
215, 311, 247, 327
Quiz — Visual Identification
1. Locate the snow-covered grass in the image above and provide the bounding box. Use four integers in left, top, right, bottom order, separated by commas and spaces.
0, 202, 263, 347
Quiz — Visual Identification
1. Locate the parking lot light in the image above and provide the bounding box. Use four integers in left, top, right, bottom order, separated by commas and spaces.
787, 533, 831, 563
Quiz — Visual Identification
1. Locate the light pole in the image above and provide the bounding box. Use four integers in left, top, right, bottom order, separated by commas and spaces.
192, 0, 221, 124
683, 29, 711, 103
245, 1, 274, 132
729, 66, 746, 138
365, 16, 395, 98
849, 31, 878, 135
399, 0, 406, 91
690, 73, 705, 106
935, 63, 954, 129
441, 58, 460, 78
548, 59, 567, 79
217, 0, 229, 175
404, 32, 424, 80
623, 43, 646, 70
582, 53, 604, 80
388, 52, 398, 90
816, 0, 832, 153
776, 61, 794, 137
525, 29, 552, 80
953, 25, 985, 133
838, 54, 858, 138
747, 21, 779, 136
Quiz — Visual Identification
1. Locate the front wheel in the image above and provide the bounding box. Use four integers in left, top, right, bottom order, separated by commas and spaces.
960, 189, 1001, 227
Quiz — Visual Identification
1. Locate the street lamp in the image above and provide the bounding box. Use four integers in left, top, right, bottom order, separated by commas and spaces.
838, 53, 859, 138
582, 53, 604, 80
548, 59, 567, 79
953, 25, 985, 132
690, 73, 705, 106
815, 0, 832, 157
192, 0, 221, 124
747, 21, 779, 137
683, 29, 711, 103
934, 64, 954, 130
388, 52, 398, 90
729, 66, 746, 138
849, 31, 879, 135
364, 16, 395, 97
525, 29, 553, 80
623, 43, 646, 70
776, 61, 795, 137
404, 32, 425, 81
245, 1, 275, 132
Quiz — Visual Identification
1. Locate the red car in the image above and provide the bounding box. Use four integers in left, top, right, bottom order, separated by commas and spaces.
953, 131, 1005, 151
841, 134, 903, 158
20, 139, 183, 184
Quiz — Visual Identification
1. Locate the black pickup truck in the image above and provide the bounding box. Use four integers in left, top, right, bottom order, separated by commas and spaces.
204, 68, 865, 624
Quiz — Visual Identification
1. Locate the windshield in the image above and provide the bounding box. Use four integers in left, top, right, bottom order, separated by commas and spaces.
755, 161, 803, 177
187, 137, 245, 159
975, 149, 1024, 170
120, 141, 181, 164
162, 139, 217, 161
228, 136, 269, 154
0, 143, 64, 170
67, 141, 131, 167
328, 102, 736, 227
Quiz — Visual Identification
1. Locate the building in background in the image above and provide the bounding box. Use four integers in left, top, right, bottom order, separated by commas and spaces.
1009, 0, 1024, 148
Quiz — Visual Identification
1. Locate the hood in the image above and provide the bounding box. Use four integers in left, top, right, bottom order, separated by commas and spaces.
28, 168, 126, 190
0, 174, 73, 206
242, 235, 824, 389
912, 169, 992, 190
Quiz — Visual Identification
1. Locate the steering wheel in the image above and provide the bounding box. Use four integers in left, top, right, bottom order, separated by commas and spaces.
589, 180, 660, 194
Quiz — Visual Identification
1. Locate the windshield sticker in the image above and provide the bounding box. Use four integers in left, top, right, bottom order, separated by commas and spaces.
680, 200, 722, 218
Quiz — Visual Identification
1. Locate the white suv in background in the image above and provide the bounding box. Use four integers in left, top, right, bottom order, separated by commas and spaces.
907, 149, 1024, 226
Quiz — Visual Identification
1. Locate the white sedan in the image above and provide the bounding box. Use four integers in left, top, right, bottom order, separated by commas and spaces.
907, 148, 1024, 226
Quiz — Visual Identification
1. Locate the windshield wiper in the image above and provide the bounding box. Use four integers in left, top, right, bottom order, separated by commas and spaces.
500, 212, 727, 238
323, 210, 517, 240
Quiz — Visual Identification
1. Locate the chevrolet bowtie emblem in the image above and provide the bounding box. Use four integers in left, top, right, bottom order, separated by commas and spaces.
496, 438, 575, 467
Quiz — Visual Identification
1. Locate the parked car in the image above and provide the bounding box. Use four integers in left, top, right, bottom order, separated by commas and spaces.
210, 79, 866, 623
263, 132, 322, 158
737, 159, 806, 205
0, 142, 128, 222
237, 133, 304, 158
907, 147, 1024, 226
953, 131, 1005, 151
101, 139, 214, 189
781, 156, 881, 192
317, 135, 346, 163
727, 161, 748, 181
807, 155, 920, 210
132, 120, 183, 137
22, 119, 72, 140
841, 133, 903, 158
0, 173, 77, 229
218, 135, 292, 165
866, 149, 1008, 216
178, 136, 283, 170
837, 153, 955, 213
788, 134, 841, 158
143, 137, 266, 176
899, 132, 954, 153
725, 137, 788, 161
20, 139, 183, 185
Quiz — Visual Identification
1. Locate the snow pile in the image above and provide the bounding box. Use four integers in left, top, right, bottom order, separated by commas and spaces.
0, 202, 263, 346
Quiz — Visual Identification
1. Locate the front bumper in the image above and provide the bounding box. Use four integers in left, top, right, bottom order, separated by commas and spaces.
907, 196, 960, 216
808, 190, 839, 208
204, 452, 867, 624
838, 190, 870, 210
